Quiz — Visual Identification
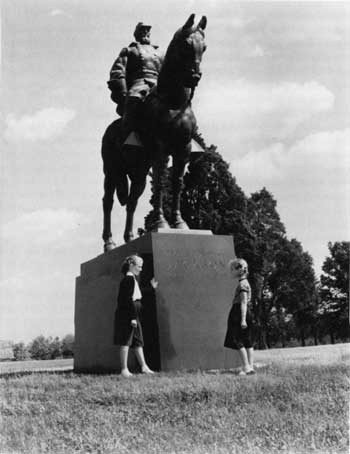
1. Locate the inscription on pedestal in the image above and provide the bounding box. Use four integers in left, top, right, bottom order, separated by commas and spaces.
74, 231, 240, 372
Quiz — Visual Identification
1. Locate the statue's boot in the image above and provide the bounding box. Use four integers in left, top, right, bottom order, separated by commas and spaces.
122, 97, 143, 147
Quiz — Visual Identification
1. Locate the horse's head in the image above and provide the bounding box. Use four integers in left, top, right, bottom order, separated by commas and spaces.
166, 14, 207, 89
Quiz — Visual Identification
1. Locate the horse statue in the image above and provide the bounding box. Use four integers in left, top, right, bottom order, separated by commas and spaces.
102, 14, 207, 251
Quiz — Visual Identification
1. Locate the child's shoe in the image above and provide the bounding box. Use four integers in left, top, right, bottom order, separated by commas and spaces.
246, 368, 256, 375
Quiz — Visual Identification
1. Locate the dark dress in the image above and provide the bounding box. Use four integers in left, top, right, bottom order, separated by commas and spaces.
113, 275, 144, 347
224, 278, 253, 350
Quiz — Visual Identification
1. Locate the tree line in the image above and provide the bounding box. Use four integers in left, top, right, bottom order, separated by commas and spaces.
12, 334, 74, 361
144, 135, 349, 348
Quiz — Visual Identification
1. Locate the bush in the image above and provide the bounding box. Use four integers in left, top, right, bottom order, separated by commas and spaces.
61, 334, 74, 358
13, 342, 29, 361
28, 335, 51, 360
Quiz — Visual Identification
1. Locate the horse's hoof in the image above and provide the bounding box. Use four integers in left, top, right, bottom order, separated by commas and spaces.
152, 218, 170, 231
173, 220, 189, 229
124, 232, 134, 243
172, 213, 189, 230
104, 239, 116, 252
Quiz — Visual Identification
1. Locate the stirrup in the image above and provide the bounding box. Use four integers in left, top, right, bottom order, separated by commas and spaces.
124, 131, 143, 147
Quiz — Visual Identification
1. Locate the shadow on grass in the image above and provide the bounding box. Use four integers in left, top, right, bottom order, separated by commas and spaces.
0, 369, 76, 379
0, 367, 133, 379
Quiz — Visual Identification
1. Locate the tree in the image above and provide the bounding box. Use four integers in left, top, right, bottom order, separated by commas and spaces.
12, 342, 29, 361
320, 241, 350, 342
270, 238, 318, 346
244, 188, 287, 348
181, 146, 250, 240
144, 136, 321, 348
61, 334, 74, 358
48, 336, 62, 359
145, 139, 252, 246
28, 335, 51, 360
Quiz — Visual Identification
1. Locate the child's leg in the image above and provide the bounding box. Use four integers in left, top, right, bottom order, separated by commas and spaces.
247, 347, 254, 370
120, 346, 132, 377
133, 346, 154, 374
238, 347, 250, 372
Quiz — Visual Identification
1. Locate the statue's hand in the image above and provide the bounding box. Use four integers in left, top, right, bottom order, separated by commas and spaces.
116, 95, 126, 116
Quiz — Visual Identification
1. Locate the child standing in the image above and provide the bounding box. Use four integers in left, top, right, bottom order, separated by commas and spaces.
224, 258, 255, 375
113, 254, 156, 377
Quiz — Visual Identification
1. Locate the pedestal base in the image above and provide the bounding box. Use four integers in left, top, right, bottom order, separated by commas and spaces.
74, 231, 240, 372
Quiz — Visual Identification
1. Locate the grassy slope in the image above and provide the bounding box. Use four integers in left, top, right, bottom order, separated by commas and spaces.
0, 345, 349, 454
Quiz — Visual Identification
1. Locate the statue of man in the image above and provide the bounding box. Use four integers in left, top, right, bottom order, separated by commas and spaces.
107, 22, 163, 140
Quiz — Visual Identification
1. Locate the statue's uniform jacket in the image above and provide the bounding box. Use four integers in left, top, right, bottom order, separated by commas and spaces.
108, 42, 163, 102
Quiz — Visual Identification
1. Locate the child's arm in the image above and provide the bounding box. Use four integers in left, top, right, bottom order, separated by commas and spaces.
240, 290, 248, 329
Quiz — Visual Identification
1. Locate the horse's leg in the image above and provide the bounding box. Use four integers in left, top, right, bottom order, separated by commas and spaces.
152, 154, 170, 230
102, 174, 117, 251
171, 151, 189, 229
123, 167, 149, 242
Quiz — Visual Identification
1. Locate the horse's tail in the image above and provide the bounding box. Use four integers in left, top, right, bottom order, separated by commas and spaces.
102, 118, 129, 206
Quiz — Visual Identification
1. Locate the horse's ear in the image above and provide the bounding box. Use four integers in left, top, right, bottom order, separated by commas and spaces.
198, 16, 207, 31
183, 13, 195, 30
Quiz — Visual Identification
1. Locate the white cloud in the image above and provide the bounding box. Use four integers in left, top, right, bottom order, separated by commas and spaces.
4, 108, 76, 142
283, 20, 343, 44
49, 9, 72, 19
247, 44, 265, 58
231, 129, 350, 275
196, 80, 334, 148
228, 16, 251, 29
0, 271, 74, 343
50, 9, 65, 16
233, 129, 350, 185
2, 209, 83, 244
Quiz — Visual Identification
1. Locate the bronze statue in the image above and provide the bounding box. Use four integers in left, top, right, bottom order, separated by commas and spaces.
102, 14, 207, 251
107, 22, 164, 139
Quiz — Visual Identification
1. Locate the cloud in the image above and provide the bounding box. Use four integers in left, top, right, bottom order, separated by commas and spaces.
230, 129, 350, 275
49, 9, 72, 19
2, 209, 84, 244
195, 80, 334, 148
0, 271, 74, 343
282, 19, 344, 44
4, 108, 76, 142
233, 129, 350, 186
50, 9, 65, 16
247, 44, 265, 58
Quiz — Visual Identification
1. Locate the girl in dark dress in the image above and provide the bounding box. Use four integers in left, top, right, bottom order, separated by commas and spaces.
114, 254, 157, 377
224, 258, 255, 375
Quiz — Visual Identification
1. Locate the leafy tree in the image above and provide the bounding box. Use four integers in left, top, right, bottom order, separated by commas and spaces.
244, 188, 287, 348
13, 342, 29, 361
145, 135, 251, 247
320, 241, 350, 342
270, 238, 318, 346
61, 334, 74, 358
28, 335, 51, 360
181, 146, 250, 240
48, 336, 62, 359
144, 136, 321, 348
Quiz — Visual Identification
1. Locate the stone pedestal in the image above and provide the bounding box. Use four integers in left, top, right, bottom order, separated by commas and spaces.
74, 231, 240, 372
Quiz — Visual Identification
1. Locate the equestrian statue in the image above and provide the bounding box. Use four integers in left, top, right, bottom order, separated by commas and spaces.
102, 14, 207, 251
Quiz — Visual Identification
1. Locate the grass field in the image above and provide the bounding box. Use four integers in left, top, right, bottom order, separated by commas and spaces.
0, 344, 349, 454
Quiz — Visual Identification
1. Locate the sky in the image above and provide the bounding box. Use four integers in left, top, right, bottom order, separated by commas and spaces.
1, 0, 349, 343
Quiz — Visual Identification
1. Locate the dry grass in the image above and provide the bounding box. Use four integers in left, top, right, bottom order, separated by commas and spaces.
0, 344, 349, 454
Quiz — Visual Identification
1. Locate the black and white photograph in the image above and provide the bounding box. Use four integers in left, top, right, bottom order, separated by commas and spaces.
1, 1, 349, 453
